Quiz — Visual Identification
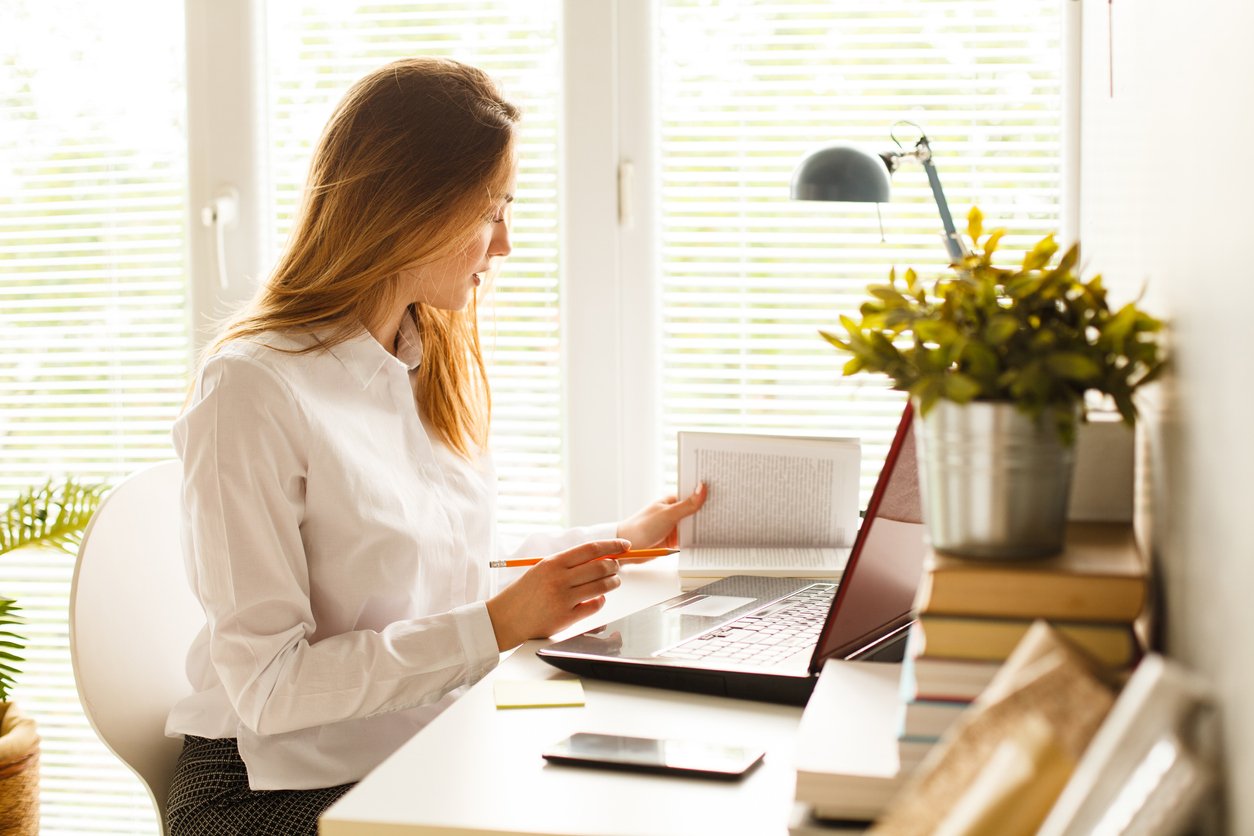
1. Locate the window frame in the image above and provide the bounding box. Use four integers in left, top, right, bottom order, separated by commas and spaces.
188, 0, 1080, 526
189, 0, 662, 527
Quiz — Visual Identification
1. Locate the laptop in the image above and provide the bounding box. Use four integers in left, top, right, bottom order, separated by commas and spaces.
538, 404, 928, 706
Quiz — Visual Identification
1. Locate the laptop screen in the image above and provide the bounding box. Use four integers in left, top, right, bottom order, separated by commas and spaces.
809, 403, 927, 666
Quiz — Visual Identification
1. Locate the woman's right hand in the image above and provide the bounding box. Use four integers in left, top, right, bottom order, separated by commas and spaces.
484, 538, 628, 651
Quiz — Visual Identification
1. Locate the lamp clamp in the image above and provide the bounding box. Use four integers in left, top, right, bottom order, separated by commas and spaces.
885, 122, 968, 262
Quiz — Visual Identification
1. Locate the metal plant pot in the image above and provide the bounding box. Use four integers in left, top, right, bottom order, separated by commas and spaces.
914, 400, 1076, 559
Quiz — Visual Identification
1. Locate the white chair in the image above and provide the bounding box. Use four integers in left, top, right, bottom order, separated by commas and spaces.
70, 460, 202, 835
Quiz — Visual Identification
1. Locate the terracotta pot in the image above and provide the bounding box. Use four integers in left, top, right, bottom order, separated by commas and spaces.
0, 702, 39, 836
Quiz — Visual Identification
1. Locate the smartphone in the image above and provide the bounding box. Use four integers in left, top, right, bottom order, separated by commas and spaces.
541, 732, 765, 780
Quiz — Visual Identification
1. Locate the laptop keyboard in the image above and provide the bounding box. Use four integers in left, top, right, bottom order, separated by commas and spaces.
662, 583, 837, 667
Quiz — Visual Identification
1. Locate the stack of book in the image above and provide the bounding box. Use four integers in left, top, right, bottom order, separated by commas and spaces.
793, 659, 909, 822
898, 521, 1148, 771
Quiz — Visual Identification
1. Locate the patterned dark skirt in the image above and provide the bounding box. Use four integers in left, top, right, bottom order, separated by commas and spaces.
166, 736, 355, 836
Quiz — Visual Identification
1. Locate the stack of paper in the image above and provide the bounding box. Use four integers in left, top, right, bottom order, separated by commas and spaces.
794, 659, 908, 822
492, 678, 586, 710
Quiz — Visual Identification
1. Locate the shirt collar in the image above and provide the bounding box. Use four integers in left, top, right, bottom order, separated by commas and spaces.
324, 315, 422, 390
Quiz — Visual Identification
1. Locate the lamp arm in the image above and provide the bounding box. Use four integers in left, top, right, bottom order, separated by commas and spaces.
919, 154, 969, 264
895, 132, 969, 263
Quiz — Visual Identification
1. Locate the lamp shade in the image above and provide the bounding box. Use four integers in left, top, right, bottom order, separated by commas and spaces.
789, 143, 892, 203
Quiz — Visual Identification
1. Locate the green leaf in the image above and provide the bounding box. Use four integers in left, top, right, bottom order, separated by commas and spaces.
1005, 272, 1042, 299
966, 206, 984, 246
910, 377, 942, 416
904, 268, 919, 294
914, 345, 943, 373
1, 477, 106, 701
1022, 234, 1059, 271
943, 373, 982, 403
914, 319, 957, 346
883, 307, 918, 330
962, 342, 999, 379
1103, 303, 1139, 351
1086, 274, 1107, 303
819, 330, 850, 351
1051, 242, 1079, 278
869, 285, 904, 303
1045, 352, 1102, 382
1029, 330, 1058, 352
982, 228, 1006, 257
983, 315, 1018, 346
2, 478, 108, 557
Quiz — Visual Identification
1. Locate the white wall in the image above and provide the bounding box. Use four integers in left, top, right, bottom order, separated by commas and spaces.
1078, 0, 1254, 830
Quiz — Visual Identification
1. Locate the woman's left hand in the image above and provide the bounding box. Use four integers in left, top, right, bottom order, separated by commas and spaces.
615, 482, 708, 562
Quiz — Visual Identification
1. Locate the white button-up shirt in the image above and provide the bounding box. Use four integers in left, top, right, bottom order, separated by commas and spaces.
166, 316, 613, 790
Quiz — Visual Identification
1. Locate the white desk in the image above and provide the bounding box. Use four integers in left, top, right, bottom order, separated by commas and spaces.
320, 557, 812, 836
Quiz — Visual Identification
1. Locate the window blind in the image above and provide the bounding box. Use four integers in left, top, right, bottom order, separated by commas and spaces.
656, 0, 1064, 501
0, 4, 1066, 832
0, 1, 188, 832
264, 0, 564, 542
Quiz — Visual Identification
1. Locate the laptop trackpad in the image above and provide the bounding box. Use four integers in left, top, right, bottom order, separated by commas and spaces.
667, 595, 756, 618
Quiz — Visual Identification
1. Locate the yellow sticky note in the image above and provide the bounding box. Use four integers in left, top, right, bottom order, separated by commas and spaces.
493, 678, 585, 709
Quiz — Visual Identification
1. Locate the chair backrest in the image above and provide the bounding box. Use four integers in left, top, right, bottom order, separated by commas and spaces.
70, 460, 201, 834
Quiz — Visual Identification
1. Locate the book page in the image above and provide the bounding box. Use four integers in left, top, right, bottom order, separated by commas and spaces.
681, 546, 849, 575
676, 431, 860, 549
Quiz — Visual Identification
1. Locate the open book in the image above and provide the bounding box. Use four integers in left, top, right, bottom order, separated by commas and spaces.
675, 431, 860, 591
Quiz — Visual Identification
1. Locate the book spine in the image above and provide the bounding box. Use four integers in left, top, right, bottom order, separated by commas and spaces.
901, 649, 992, 704
899, 698, 968, 738
916, 571, 1145, 622
907, 658, 1000, 702
914, 615, 1138, 666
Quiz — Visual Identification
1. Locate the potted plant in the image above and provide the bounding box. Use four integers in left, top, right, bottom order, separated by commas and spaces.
822, 207, 1164, 558
0, 479, 106, 834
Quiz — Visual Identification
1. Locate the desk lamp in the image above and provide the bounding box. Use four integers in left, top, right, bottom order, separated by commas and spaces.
789, 122, 969, 263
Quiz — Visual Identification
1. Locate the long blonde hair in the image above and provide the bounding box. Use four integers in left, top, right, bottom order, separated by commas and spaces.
209, 57, 519, 457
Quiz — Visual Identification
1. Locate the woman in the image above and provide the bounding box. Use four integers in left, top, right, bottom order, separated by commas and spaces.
165, 57, 705, 835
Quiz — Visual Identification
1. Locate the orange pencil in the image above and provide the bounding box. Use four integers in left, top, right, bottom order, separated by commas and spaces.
488, 548, 678, 569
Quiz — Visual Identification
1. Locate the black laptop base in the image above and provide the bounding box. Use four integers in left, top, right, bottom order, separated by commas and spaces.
538, 623, 910, 707
538, 652, 818, 706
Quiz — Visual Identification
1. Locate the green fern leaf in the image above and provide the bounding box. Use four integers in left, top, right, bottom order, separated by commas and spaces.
1, 478, 108, 557
0, 598, 25, 703
0, 477, 106, 700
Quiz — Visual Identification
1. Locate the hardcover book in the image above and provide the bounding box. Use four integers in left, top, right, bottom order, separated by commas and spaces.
914, 522, 1145, 622
904, 652, 1000, 703
899, 694, 969, 739
913, 614, 1140, 668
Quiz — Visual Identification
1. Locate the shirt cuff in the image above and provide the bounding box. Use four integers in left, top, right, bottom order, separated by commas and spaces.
451, 600, 500, 677
586, 521, 619, 541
